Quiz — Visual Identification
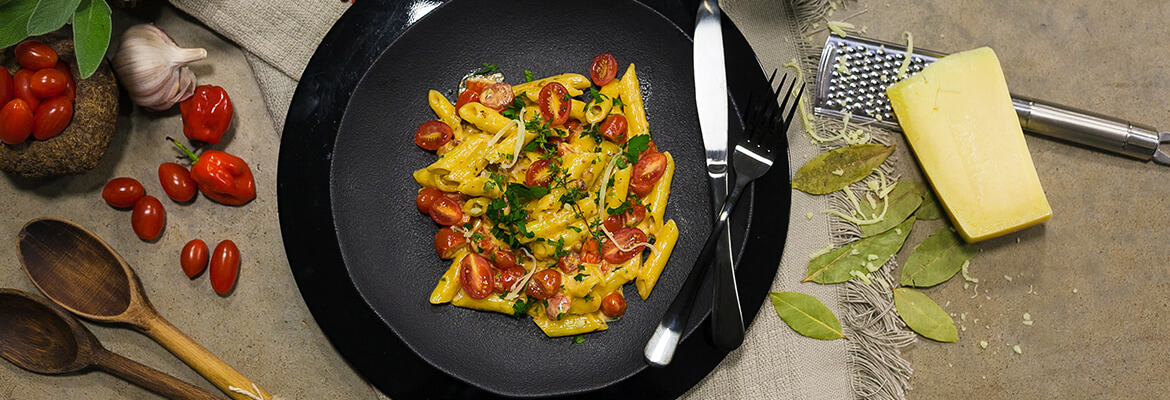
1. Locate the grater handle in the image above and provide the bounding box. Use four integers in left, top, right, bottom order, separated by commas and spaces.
1013, 95, 1161, 160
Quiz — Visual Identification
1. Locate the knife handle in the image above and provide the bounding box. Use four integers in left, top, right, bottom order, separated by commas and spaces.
1013, 95, 1163, 161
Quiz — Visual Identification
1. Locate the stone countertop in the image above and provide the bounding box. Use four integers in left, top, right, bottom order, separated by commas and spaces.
1, 0, 1168, 399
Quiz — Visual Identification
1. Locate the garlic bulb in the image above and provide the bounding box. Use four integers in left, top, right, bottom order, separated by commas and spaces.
112, 24, 207, 111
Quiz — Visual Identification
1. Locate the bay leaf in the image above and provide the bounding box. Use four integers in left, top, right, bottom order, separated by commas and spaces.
25, 0, 82, 36
899, 224, 978, 288
905, 181, 945, 220
770, 292, 845, 340
793, 144, 895, 195
803, 217, 915, 284
893, 287, 958, 342
858, 182, 924, 237
72, 0, 111, 79
0, 0, 38, 49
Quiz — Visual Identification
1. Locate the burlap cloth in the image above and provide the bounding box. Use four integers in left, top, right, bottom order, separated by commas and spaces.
165, 0, 864, 398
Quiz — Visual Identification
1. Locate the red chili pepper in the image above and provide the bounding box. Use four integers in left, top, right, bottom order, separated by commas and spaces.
179, 85, 234, 144
169, 137, 256, 206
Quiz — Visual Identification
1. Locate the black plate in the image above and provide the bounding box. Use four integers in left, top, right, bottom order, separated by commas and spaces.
278, 0, 792, 398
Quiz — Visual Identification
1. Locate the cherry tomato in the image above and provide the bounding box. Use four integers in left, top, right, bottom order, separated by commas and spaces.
414, 120, 453, 151
628, 151, 667, 197
12, 70, 38, 110
465, 77, 494, 94
600, 114, 628, 143
602, 227, 648, 264
29, 69, 68, 99
454, 89, 478, 112
490, 250, 516, 269
459, 253, 494, 299
102, 177, 146, 208
546, 293, 571, 320
473, 228, 494, 253
0, 69, 12, 105
415, 188, 444, 213
428, 196, 463, 226
600, 292, 627, 318
31, 96, 72, 140
538, 82, 570, 126
53, 62, 75, 102
434, 227, 467, 259
581, 238, 600, 253
158, 162, 198, 202
590, 53, 618, 86
131, 196, 166, 241
603, 214, 624, 233
525, 159, 555, 188
557, 252, 580, 274
15, 41, 58, 70
624, 204, 647, 226
0, 99, 33, 145
494, 265, 526, 293
581, 251, 602, 265
478, 82, 514, 111
181, 239, 209, 278
525, 269, 562, 300
209, 240, 240, 295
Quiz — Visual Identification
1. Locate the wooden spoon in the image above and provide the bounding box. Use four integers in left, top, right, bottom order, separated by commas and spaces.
17, 218, 272, 400
0, 288, 225, 400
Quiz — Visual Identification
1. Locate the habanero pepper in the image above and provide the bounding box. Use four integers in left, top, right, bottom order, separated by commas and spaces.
179, 85, 234, 144
169, 137, 256, 206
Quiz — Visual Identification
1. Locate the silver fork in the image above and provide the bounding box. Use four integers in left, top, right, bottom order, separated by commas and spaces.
645, 71, 804, 366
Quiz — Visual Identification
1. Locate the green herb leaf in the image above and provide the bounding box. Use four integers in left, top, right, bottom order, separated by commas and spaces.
524, 70, 534, 82
508, 182, 549, 201
792, 144, 895, 195
25, 0, 81, 36
900, 224, 979, 288
803, 217, 915, 284
571, 335, 585, 345
769, 292, 845, 340
71, 0, 110, 79
858, 182, 923, 237
574, 273, 590, 282
893, 287, 958, 342
0, 0, 38, 49
624, 134, 651, 163
512, 299, 529, 317
474, 62, 498, 75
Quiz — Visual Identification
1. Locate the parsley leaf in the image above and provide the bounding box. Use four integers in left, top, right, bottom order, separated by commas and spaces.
571, 336, 586, 345
470, 232, 485, 242
612, 97, 626, 108
624, 134, 651, 164
567, 226, 582, 233
607, 199, 632, 216
574, 273, 590, 282
509, 183, 550, 201
524, 70, 534, 82
500, 97, 526, 119
474, 63, 499, 75
512, 299, 529, 317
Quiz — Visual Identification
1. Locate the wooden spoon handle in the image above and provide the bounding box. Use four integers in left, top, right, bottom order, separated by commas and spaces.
142, 315, 273, 400
92, 349, 226, 400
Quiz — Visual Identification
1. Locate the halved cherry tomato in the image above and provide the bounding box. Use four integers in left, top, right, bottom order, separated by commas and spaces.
581, 238, 600, 253
12, 70, 38, 110
494, 265, 526, 293
15, 41, 58, 70
490, 250, 516, 269
525, 159, 555, 188
557, 252, 580, 274
581, 251, 602, 265
454, 89, 478, 112
158, 162, 198, 202
428, 196, 463, 226
628, 151, 667, 197
464, 76, 494, 94
478, 82, 514, 111
600, 292, 627, 318
414, 120, 452, 151
590, 53, 618, 86
546, 293, 571, 320
102, 177, 145, 208
472, 228, 494, 253
209, 240, 240, 295
53, 63, 75, 102
31, 96, 72, 140
415, 188, 444, 213
459, 253, 494, 299
29, 69, 68, 99
131, 196, 166, 241
624, 204, 647, 226
525, 269, 562, 300
0, 99, 34, 145
434, 227, 467, 259
600, 114, 627, 143
538, 82, 570, 126
603, 215, 624, 233
602, 227, 647, 264
181, 239, 209, 278
646, 137, 658, 154
0, 69, 12, 105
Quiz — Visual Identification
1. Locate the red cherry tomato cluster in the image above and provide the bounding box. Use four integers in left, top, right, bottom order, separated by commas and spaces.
1, 41, 75, 145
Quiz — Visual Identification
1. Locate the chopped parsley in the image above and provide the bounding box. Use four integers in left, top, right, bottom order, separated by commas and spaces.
551, 237, 570, 258
574, 273, 591, 282
623, 135, 651, 164
474, 63, 499, 75
524, 70, 534, 82
612, 97, 626, 108
470, 232, 485, 242
512, 299, 529, 317
567, 226, 582, 233
571, 336, 586, 345
500, 97, 526, 119
583, 293, 594, 302
607, 199, 632, 216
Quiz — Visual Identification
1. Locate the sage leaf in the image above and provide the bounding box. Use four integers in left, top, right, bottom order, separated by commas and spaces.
900, 224, 978, 288
25, 0, 82, 36
858, 182, 923, 237
770, 292, 845, 340
893, 287, 958, 342
0, 0, 38, 49
804, 217, 915, 284
793, 144, 895, 195
904, 181, 944, 220
71, 0, 110, 79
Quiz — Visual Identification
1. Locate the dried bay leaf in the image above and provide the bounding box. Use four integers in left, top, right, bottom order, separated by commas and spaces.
893, 287, 958, 342
904, 181, 945, 220
792, 144, 895, 195
770, 292, 845, 340
803, 217, 916, 284
900, 224, 979, 288
858, 182, 924, 237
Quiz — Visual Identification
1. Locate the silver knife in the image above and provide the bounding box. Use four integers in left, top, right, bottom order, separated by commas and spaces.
644, 0, 742, 367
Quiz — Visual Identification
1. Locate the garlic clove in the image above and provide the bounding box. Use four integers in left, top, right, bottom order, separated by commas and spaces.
113, 24, 206, 111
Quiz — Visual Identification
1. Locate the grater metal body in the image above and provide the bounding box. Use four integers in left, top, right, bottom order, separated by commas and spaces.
814, 34, 945, 129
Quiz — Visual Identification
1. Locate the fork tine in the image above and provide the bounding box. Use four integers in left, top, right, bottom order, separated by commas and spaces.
781, 83, 806, 135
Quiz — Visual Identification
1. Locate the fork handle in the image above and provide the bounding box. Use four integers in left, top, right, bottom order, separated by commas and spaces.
710, 178, 747, 351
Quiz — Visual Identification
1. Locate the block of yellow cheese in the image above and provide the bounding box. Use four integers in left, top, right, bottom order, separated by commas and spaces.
886, 47, 1051, 243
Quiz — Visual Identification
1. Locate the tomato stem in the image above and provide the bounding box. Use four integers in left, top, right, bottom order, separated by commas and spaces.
167, 137, 200, 164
